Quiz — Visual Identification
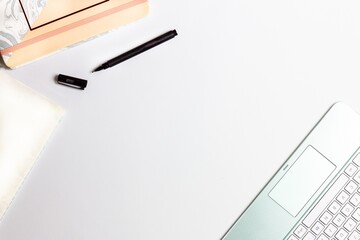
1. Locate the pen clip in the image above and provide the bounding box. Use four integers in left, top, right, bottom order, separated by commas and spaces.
57, 74, 88, 90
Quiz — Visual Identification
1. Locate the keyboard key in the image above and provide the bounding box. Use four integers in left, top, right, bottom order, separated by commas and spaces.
303, 232, 316, 240
345, 181, 358, 194
350, 193, 360, 206
294, 224, 307, 238
335, 229, 348, 240
349, 231, 360, 240
352, 208, 360, 221
287, 235, 297, 240
329, 201, 341, 214
344, 218, 356, 232
303, 174, 348, 227
353, 153, 360, 166
324, 223, 337, 237
337, 191, 350, 204
341, 203, 354, 216
320, 211, 333, 225
318, 234, 329, 240
345, 163, 358, 176
354, 171, 360, 184
333, 213, 345, 226
311, 222, 324, 235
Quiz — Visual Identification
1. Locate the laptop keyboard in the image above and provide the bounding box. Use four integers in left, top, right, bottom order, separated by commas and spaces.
287, 154, 360, 240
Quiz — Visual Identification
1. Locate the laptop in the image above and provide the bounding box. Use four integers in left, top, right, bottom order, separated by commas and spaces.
223, 102, 360, 240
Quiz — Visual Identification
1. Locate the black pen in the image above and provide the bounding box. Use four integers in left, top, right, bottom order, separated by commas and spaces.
93, 29, 178, 72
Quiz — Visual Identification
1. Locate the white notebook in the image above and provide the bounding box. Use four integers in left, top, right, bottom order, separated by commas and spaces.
0, 71, 64, 219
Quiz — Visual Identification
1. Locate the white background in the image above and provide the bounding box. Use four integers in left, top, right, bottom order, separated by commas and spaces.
1, 0, 360, 239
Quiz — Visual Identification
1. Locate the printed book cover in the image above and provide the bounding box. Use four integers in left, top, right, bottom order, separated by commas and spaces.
0, 0, 148, 68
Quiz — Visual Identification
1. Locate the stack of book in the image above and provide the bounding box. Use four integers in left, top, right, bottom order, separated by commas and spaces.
0, 0, 149, 68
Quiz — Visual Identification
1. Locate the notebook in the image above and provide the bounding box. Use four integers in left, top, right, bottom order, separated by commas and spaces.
0, 71, 64, 220
0, 0, 149, 68
223, 103, 360, 240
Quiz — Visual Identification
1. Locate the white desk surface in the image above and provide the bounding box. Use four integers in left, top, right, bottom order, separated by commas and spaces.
2, 0, 360, 239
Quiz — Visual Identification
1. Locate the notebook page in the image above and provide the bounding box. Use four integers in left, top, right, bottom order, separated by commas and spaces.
0, 71, 64, 220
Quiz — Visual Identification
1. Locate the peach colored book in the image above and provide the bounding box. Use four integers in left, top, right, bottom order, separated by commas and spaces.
0, 0, 149, 68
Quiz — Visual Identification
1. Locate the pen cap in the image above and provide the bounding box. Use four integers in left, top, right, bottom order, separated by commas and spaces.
57, 74, 88, 90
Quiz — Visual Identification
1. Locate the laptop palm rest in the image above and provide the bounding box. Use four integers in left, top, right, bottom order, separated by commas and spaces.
269, 146, 335, 217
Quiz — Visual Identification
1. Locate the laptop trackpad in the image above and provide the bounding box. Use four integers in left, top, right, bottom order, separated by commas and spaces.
269, 146, 335, 217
